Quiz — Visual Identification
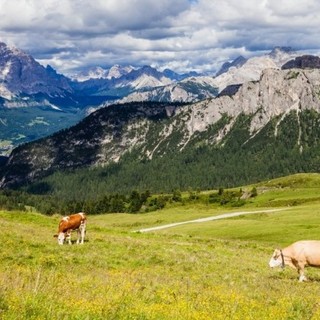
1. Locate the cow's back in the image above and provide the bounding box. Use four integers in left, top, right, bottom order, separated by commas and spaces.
58, 213, 86, 233
290, 240, 320, 266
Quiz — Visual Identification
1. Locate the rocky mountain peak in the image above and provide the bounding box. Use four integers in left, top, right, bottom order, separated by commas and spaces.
0, 42, 27, 58
119, 65, 172, 89
216, 55, 247, 77
212, 47, 299, 93
0, 42, 72, 96
136, 65, 161, 77
162, 68, 180, 80
106, 65, 133, 80
269, 46, 295, 57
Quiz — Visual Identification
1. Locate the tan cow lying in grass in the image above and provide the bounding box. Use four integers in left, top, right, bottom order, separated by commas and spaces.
54, 212, 87, 245
269, 240, 320, 282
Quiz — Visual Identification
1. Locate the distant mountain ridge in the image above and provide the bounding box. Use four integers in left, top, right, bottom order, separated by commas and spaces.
117, 76, 219, 104
71, 65, 201, 83
0, 43, 310, 108
0, 41, 319, 159
0, 42, 209, 106
71, 65, 135, 82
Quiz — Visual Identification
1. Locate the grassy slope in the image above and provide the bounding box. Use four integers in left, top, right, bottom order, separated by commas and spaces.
2, 173, 320, 319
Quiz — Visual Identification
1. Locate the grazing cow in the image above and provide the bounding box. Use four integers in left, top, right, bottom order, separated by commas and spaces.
54, 212, 87, 245
269, 240, 320, 282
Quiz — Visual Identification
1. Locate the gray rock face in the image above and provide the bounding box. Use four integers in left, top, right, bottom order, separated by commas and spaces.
0, 42, 72, 97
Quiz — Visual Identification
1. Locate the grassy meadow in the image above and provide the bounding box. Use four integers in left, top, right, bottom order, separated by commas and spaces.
2, 173, 320, 319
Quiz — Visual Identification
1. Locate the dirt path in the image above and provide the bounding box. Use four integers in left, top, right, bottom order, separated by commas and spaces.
135, 208, 290, 233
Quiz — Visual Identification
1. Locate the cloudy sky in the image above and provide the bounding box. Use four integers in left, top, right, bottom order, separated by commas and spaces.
0, 0, 319, 75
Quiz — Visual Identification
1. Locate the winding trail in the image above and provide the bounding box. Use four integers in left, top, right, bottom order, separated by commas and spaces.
135, 208, 290, 233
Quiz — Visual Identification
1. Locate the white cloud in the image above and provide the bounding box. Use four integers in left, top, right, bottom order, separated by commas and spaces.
0, 0, 319, 74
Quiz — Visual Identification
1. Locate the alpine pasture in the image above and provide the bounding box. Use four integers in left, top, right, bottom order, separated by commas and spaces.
2, 174, 320, 319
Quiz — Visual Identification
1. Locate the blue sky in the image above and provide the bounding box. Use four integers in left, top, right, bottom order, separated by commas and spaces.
0, 0, 319, 75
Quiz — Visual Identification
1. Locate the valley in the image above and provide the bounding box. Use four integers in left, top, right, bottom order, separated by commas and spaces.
0, 106, 84, 155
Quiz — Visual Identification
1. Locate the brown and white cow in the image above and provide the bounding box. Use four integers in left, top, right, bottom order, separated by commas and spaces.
269, 240, 320, 282
54, 212, 87, 245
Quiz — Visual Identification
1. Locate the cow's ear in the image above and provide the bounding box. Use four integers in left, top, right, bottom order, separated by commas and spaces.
53, 234, 58, 238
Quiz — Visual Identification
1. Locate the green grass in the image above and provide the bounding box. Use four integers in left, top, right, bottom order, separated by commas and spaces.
27, 117, 50, 126
157, 204, 320, 244
2, 174, 320, 319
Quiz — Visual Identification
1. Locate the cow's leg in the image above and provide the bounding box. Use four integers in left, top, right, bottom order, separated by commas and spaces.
298, 267, 307, 282
66, 230, 72, 245
76, 228, 81, 244
78, 222, 86, 244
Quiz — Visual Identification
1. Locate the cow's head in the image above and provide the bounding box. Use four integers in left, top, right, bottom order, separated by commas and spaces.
54, 231, 72, 245
53, 233, 65, 245
269, 249, 284, 268
57, 232, 65, 245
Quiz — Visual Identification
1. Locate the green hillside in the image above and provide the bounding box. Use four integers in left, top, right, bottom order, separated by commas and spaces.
2, 174, 320, 318
11, 108, 320, 202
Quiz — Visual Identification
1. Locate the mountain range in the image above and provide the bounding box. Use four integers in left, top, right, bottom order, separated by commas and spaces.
2, 55, 320, 191
0, 41, 211, 106
0, 42, 300, 110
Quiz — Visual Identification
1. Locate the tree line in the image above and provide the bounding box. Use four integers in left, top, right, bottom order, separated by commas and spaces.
0, 187, 258, 215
